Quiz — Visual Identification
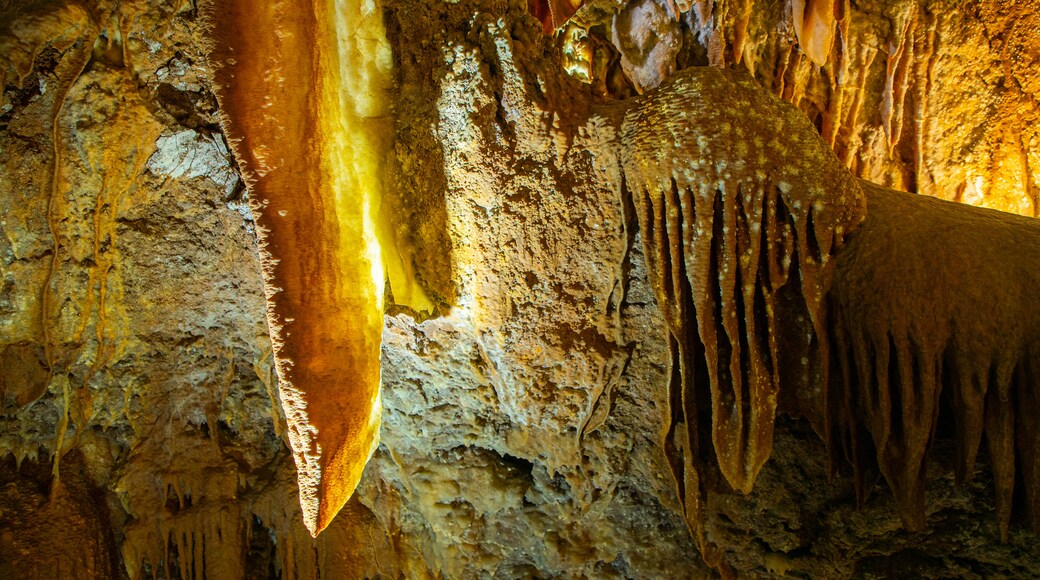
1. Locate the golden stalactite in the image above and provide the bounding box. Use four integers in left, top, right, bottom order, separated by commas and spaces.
791, 0, 835, 66
201, 0, 429, 536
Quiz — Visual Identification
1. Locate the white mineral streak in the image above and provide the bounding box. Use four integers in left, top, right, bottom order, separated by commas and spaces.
146, 130, 239, 195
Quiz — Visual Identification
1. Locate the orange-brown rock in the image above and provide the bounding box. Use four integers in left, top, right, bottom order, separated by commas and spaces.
831, 180, 1040, 539
202, 0, 385, 535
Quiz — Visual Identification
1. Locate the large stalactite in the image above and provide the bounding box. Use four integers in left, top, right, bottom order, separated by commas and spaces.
201, 0, 431, 535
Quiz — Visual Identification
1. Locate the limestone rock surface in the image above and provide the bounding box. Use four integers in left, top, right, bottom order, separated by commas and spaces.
1, 0, 1040, 578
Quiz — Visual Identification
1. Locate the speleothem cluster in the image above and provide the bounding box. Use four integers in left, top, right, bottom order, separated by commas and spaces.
203, 4, 1040, 569
621, 66, 1040, 573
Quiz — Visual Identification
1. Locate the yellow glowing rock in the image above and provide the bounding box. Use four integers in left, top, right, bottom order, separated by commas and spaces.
202, 0, 427, 535
791, 0, 836, 66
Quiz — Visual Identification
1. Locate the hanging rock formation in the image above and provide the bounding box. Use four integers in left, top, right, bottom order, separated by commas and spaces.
3, 0, 1040, 578
830, 181, 1040, 539
620, 65, 867, 565
202, 0, 392, 535
620, 64, 1040, 573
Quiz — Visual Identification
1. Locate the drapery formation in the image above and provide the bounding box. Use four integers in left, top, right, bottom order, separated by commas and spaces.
622, 66, 1040, 568
830, 181, 1040, 539
620, 67, 866, 563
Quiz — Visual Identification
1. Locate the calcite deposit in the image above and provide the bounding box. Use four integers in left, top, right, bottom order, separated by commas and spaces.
2, 0, 1040, 578
622, 66, 867, 568
623, 66, 1040, 575
202, 0, 398, 537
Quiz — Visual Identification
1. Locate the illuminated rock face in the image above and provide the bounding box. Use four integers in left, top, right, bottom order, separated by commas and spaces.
548, 0, 1040, 219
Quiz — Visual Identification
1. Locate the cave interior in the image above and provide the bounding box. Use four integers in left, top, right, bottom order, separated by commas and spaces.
2, 0, 1040, 578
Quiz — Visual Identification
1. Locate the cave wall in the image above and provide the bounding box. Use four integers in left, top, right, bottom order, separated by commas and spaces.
1, 0, 1039, 578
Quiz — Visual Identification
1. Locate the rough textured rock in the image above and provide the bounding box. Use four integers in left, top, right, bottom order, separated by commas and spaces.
1, 0, 1040, 578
